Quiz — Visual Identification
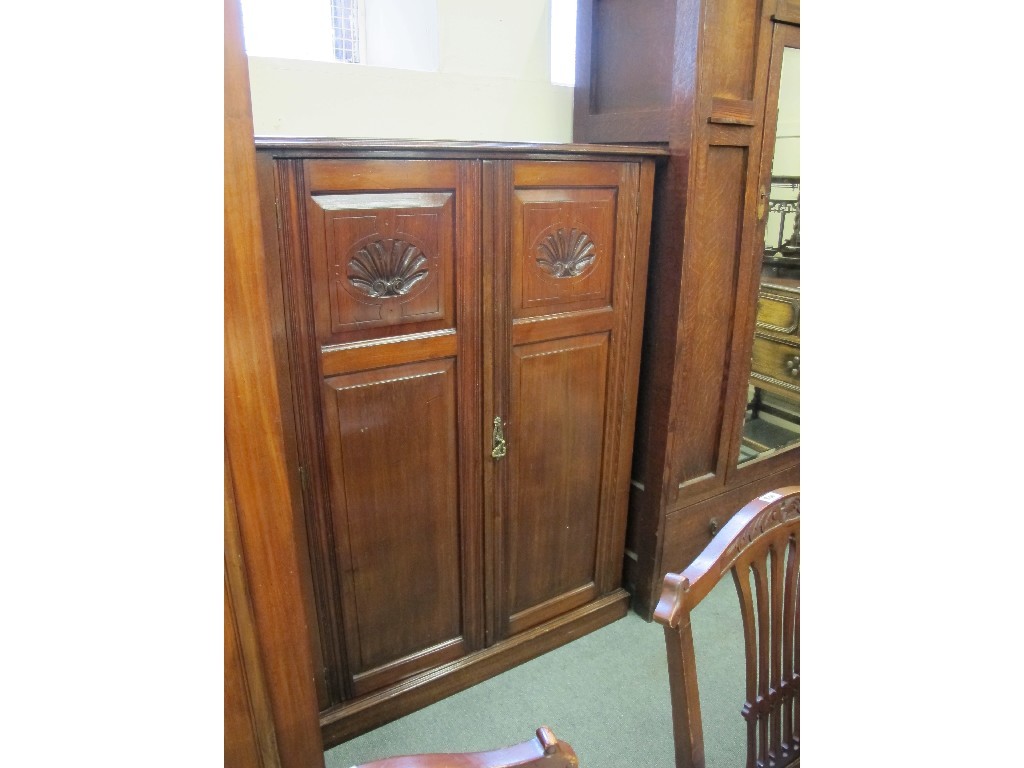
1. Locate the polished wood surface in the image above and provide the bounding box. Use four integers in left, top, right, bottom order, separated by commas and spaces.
352, 727, 579, 768
256, 137, 667, 157
224, 0, 324, 764
257, 142, 659, 746
324, 360, 468, 696
576, 0, 800, 619
500, 159, 644, 638
302, 157, 485, 703
655, 486, 800, 768
226, 461, 282, 768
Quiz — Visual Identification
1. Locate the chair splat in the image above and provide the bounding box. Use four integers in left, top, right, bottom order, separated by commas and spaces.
655, 487, 800, 768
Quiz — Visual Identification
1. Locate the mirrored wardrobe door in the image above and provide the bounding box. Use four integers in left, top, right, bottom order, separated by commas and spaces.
737, 23, 800, 469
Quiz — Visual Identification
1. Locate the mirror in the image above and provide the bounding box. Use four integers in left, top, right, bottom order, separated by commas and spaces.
738, 45, 800, 466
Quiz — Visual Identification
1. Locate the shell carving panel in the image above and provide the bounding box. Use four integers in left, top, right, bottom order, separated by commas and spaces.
348, 239, 429, 299
536, 228, 596, 278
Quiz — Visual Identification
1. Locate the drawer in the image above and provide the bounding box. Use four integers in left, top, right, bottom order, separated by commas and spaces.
750, 335, 800, 400
755, 288, 800, 336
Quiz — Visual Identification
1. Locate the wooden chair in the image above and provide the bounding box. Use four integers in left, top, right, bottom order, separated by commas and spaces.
654, 487, 800, 768
350, 726, 579, 768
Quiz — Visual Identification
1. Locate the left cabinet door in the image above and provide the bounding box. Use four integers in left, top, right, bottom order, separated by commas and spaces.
293, 158, 484, 702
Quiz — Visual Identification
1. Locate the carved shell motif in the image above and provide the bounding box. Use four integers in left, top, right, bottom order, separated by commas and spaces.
536, 228, 596, 278
348, 239, 429, 299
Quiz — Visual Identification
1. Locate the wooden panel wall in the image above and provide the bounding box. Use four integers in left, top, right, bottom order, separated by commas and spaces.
577, 0, 799, 619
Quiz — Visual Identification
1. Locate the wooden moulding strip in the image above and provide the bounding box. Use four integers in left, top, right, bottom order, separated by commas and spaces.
320, 329, 458, 377
709, 97, 757, 126
318, 590, 630, 749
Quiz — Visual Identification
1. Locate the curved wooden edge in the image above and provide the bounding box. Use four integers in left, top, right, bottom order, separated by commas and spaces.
653, 486, 800, 627
351, 727, 579, 768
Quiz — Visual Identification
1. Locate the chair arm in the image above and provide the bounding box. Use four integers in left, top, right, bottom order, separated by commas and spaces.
350, 726, 579, 768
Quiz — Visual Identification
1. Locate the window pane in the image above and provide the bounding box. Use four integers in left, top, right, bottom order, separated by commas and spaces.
331, 0, 362, 63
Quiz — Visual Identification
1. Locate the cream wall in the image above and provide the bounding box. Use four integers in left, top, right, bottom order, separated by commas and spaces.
772, 48, 800, 177
247, 0, 574, 142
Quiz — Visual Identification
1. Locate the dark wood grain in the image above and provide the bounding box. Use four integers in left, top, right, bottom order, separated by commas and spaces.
352, 727, 579, 768
508, 333, 607, 631
591, 0, 675, 114
256, 142, 658, 745
498, 159, 646, 638
481, 159, 512, 649
266, 157, 354, 704
323, 359, 467, 695
573, 0, 677, 142
654, 486, 800, 768
257, 137, 668, 158
304, 161, 459, 345
577, 0, 800, 620
292, 158, 485, 703
224, 0, 324, 763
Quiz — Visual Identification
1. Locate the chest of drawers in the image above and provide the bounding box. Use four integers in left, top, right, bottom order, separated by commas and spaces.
750, 280, 800, 403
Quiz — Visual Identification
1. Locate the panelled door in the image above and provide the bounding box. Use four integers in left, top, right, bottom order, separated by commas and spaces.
484, 160, 642, 641
301, 158, 484, 700
284, 154, 645, 708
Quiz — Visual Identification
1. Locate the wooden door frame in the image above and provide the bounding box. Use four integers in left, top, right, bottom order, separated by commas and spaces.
721, 19, 801, 488
224, 0, 326, 764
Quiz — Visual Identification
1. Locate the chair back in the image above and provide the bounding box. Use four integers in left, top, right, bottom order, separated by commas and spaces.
654, 487, 800, 768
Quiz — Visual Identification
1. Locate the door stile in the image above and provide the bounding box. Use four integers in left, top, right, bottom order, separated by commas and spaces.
456, 159, 485, 652
275, 158, 353, 706
593, 160, 642, 595
482, 159, 514, 645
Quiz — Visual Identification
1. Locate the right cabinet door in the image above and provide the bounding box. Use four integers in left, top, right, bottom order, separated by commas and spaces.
487, 159, 646, 640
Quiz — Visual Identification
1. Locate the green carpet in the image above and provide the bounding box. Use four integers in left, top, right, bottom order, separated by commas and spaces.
324, 578, 747, 768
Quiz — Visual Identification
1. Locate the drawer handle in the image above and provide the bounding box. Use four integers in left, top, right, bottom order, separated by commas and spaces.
491, 416, 507, 460
785, 355, 800, 379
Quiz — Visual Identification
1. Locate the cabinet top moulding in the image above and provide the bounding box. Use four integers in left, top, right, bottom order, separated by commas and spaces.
253, 137, 670, 160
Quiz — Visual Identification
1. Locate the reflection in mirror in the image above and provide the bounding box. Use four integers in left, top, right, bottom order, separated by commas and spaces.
739, 46, 800, 465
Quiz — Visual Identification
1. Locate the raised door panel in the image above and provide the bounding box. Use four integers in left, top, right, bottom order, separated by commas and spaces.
300, 159, 483, 701
507, 334, 608, 634
319, 193, 452, 336
322, 359, 466, 696
512, 188, 616, 319
495, 160, 640, 637
305, 161, 459, 347
672, 145, 749, 492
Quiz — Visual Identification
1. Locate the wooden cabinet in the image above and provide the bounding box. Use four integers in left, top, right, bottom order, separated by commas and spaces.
254, 140, 661, 747
574, 0, 801, 619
